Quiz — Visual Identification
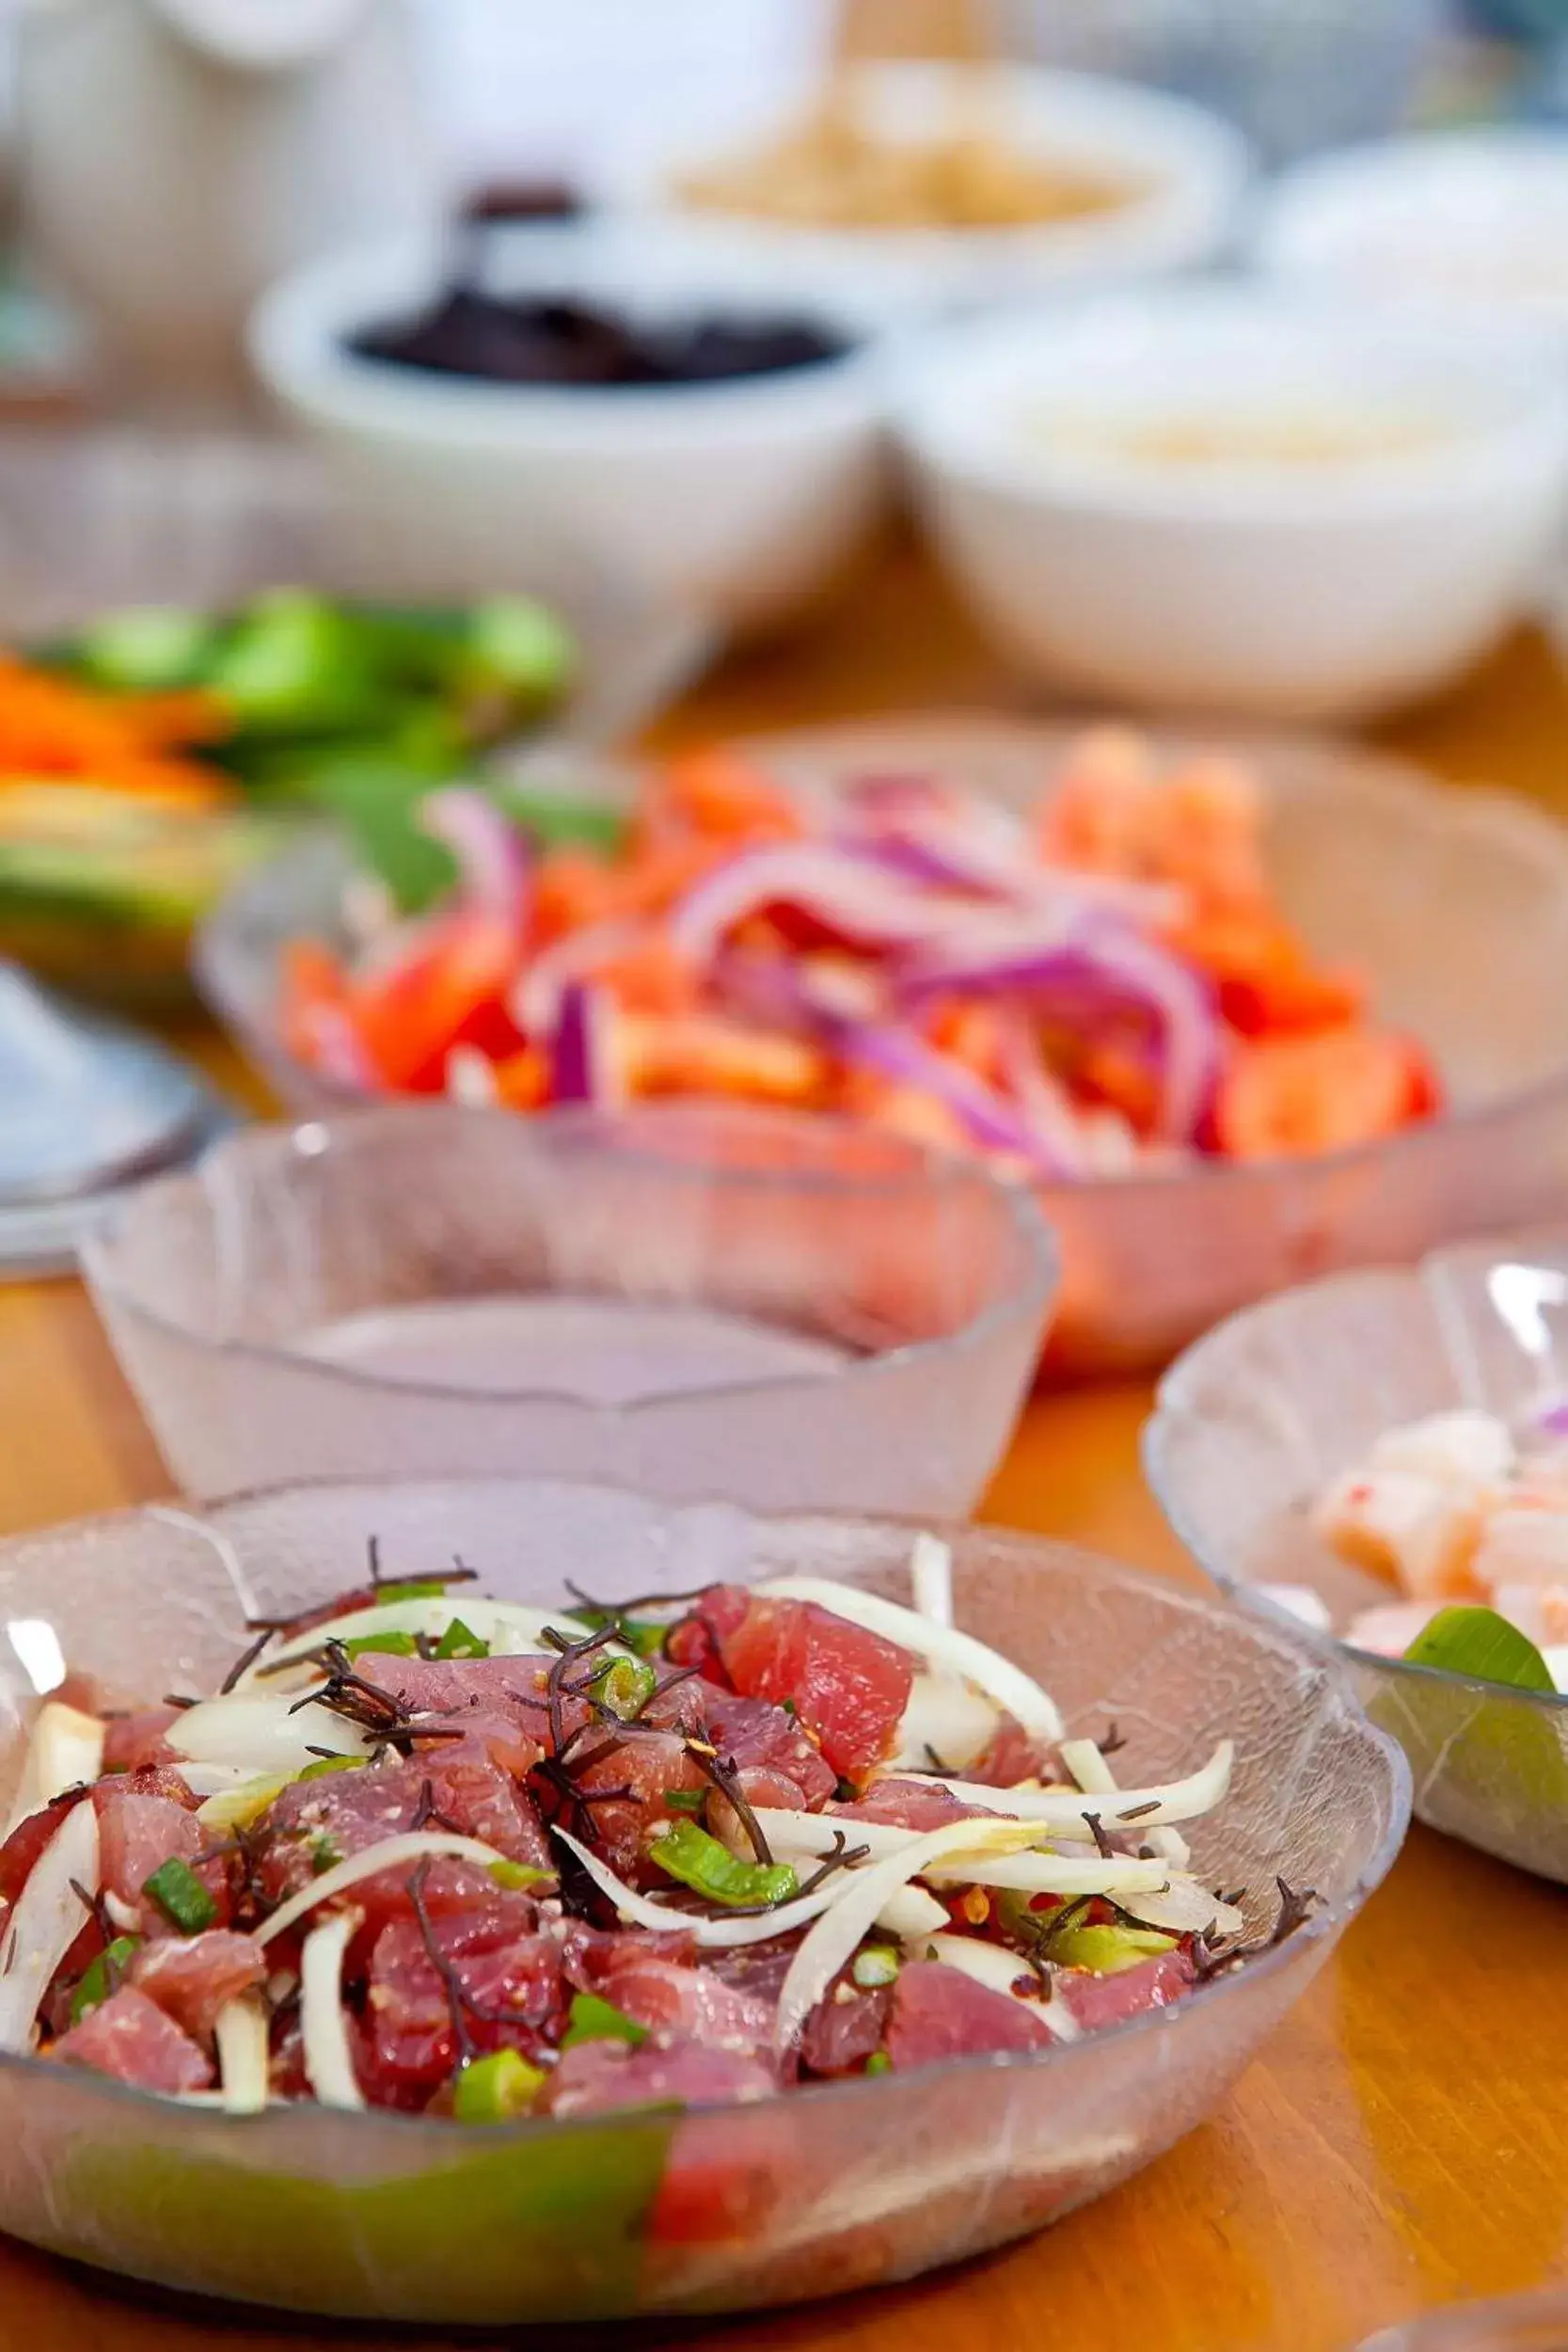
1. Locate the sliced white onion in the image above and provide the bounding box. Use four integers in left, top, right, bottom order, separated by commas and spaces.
927, 1740, 1232, 1838
1117, 1880, 1244, 1939
875, 1884, 948, 1943
0, 1800, 98, 2053
195, 1772, 295, 1832
300, 1909, 365, 2110
910, 1534, 953, 1631
773, 1818, 1042, 2057
4, 1702, 105, 1839
920, 1930, 1047, 2015
553, 1828, 863, 1950
255, 1832, 506, 1948
214, 1995, 271, 2115
168, 1692, 371, 1777
756, 1575, 1063, 1743
237, 1599, 597, 1692
891, 1674, 999, 1774
1059, 1735, 1193, 1868
923, 1851, 1171, 1898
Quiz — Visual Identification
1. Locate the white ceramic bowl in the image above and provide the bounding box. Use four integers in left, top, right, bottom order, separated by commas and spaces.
1256, 131, 1568, 342
598, 61, 1251, 320
895, 286, 1568, 723
248, 225, 889, 634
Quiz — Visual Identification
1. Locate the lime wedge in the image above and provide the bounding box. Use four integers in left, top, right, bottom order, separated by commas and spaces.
1402, 1606, 1556, 1694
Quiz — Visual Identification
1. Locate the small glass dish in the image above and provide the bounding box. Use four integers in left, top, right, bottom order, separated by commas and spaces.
80, 1099, 1054, 1511
199, 717, 1568, 1375
0, 1478, 1408, 2323
0, 428, 710, 1010
1147, 1227, 1568, 1883
1359, 2294, 1568, 2350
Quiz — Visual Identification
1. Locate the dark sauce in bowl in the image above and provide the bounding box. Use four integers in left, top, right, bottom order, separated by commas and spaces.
349, 289, 855, 389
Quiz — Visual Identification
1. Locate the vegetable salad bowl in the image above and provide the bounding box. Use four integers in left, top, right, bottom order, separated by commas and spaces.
199, 718, 1568, 1373
1147, 1231, 1568, 1883
0, 1481, 1405, 2323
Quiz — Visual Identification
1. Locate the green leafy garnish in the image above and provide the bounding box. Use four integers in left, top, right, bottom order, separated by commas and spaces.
863, 2051, 892, 2077
375, 1580, 447, 1605
453, 2048, 546, 2123
663, 1791, 705, 1816
142, 1857, 217, 1935
298, 1756, 365, 1783
648, 1820, 798, 1910
70, 1935, 140, 2025
1403, 1605, 1556, 1692
562, 1994, 648, 2051
310, 1836, 343, 1876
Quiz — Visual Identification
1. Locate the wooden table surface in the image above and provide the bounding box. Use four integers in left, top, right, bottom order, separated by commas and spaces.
4, 536, 1568, 2352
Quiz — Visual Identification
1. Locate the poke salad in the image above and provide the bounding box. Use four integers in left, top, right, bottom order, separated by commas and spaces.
1315, 1406, 1568, 1696
0, 1545, 1289, 2122
277, 727, 1441, 1174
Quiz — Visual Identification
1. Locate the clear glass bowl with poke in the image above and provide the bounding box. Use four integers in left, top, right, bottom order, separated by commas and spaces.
198, 715, 1568, 1371
0, 1476, 1407, 2322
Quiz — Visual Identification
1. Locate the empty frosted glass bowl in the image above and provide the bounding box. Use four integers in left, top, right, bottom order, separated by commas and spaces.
80, 1099, 1054, 1510
0, 1479, 1408, 2322
197, 719, 1568, 1375
1147, 1228, 1568, 1882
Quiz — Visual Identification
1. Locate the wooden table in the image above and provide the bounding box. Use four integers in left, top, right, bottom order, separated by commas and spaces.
3, 537, 1568, 2352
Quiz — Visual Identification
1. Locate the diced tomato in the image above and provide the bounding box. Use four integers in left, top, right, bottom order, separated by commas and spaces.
352, 915, 520, 1093
532, 850, 625, 946
278, 940, 356, 1068
1171, 914, 1365, 1038
490, 1043, 550, 1109
716, 1593, 913, 1782
592, 934, 700, 1019
1215, 1027, 1441, 1163
620, 1013, 826, 1106
652, 749, 807, 844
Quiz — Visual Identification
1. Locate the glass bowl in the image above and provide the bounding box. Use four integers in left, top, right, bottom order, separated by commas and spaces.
198, 717, 1568, 1375
79, 1099, 1055, 1510
0, 1479, 1409, 2323
0, 428, 711, 1010
1359, 2294, 1568, 2350
1147, 1227, 1568, 1883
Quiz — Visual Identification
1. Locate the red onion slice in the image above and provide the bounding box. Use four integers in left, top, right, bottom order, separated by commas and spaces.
419, 789, 531, 932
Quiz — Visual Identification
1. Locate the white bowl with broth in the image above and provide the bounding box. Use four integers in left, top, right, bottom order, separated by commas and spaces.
895, 287, 1568, 722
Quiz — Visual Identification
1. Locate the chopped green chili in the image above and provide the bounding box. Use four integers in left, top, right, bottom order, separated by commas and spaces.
142, 1857, 218, 1935
298, 1755, 365, 1783
562, 1993, 649, 2050
452, 2049, 546, 2122
70, 1936, 140, 2025
487, 1860, 552, 1892
343, 1630, 419, 1661
434, 1618, 489, 1661
649, 1820, 798, 1910
851, 1945, 901, 1990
